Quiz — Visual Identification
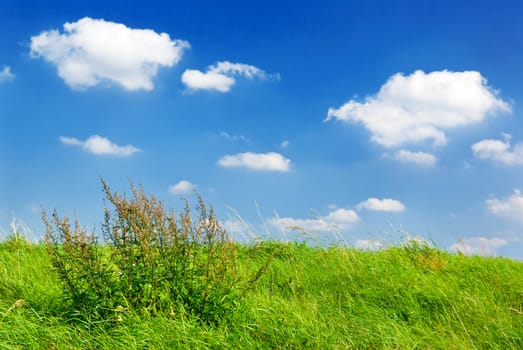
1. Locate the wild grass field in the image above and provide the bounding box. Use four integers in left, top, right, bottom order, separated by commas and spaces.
1, 183, 522, 349
2, 235, 522, 349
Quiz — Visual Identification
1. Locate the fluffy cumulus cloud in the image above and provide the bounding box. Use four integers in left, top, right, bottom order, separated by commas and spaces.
168, 180, 196, 195
60, 135, 141, 156
486, 189, 523, 223
269, 208, 360, 233
472, 133, 523, 165
0, 66, 14, 82
217, 152, 291, 172
392, 150, 437, 167
326, 70, 510, 147
30, 17, 189, 91
449, 237, 507, 256
357, 198, 405, 212
182, 61, 272, 92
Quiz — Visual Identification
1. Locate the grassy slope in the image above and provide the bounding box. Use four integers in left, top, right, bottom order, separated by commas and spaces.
0, 238, 522, 349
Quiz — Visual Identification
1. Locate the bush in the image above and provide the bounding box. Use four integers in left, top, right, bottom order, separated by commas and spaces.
43, 179, 270, 325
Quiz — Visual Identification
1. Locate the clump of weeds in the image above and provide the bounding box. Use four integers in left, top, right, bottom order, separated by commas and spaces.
43, 178, 271, 326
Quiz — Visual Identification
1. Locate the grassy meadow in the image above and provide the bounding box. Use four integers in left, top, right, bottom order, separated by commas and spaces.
1, 183, 522, 349
1, 235, 522, 349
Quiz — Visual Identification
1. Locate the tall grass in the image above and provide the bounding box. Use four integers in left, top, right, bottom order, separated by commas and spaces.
1, 237, 522, 348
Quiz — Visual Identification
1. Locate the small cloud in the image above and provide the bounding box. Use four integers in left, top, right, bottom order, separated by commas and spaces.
486, 189, 523, 223
354, 239, 384, 251
325, 208, 361, 224
269, 208, 360, 233
393, 150, 437, 167
219, 131, 249, 143
221, 219, 251, 235
450, 237, 507, 256
326, 70, 510, 148
182, 69, 235, 92
59, 135, 141, 156
0, 66, 15, 82
357, 198, 405, 212
281, 140, 290, 149
221, 207, 268, 242
182, 61, 276, 92
30, 17, 189, 91
221, 219, 260, 241
211, 61, 268, 79
472, 133, 523, 165
168, 180, 196, 195
217, 152, 291, 172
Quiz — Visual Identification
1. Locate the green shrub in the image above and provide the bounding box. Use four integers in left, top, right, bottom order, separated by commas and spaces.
42, 179, 270, 325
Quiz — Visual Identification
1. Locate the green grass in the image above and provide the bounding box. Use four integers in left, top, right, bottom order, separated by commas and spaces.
1, 237, 522, 349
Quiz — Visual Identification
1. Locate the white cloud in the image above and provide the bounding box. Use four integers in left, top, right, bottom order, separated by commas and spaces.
0, 66, 14, 82
182, 70, 235, 92
325, 208, 361, 223
326, 70, 510, 147
393, 150, 437, 167
269, 208, 360, 233
168, 180, 196, 195
211, 61, 267, 78
59, 135, 141, 156
219, 131, 249, 143
472, 133, 523, 165
221, 219, 251, 235
281, 140, 290, 149
182, 61, 271, 92
354, 239, 384, 251
357, 198, 405, 212
449, 237, 507, 256
217, 152, 291, 172
220, 207, 268, 242
30, 17, 189, 91
221, 218, 262, 241
486, 189, 523, 223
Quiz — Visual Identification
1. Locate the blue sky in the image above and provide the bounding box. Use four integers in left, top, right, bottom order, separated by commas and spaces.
1, 0, 522, 259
